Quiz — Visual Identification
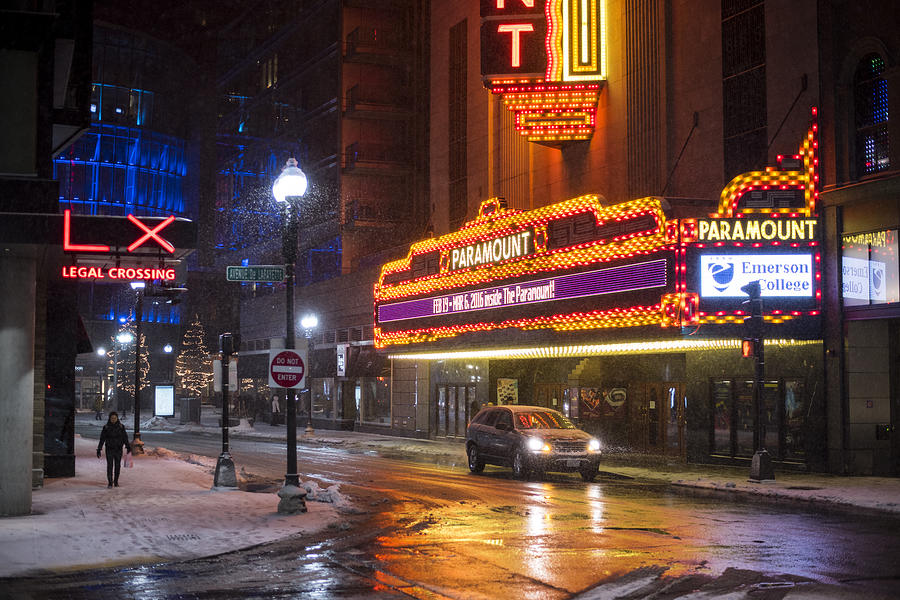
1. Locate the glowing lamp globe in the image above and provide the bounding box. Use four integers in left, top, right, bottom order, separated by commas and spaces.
272, 158, 308, 203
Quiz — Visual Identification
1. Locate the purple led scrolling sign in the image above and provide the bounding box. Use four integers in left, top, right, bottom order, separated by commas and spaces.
377, 259, 668, 324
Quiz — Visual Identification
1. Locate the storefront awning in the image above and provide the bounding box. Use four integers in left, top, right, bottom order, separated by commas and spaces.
387, 338, 821, 361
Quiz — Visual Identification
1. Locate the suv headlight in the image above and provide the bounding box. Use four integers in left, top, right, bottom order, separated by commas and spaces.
588, 439, 601, 452
527, 437, 551, 452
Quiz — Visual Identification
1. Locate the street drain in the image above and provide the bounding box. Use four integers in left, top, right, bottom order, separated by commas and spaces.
166, 533, 201, 542
753, 581, 796, 590
786, 486, 823, 491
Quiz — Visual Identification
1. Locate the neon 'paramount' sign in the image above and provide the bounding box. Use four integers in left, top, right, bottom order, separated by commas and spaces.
449, 229, 533, 271
695, 218, 818, 242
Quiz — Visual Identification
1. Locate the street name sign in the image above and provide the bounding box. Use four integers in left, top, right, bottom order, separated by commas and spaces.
226, 265, 285, 282
269, 349, 307, 389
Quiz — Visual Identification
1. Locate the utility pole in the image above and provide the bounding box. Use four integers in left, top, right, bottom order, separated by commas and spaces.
214, 333, 237, 488
742, 280, 774, 482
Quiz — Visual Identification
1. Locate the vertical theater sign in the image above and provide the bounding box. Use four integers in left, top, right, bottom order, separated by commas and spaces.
374, 111, 821, 348
481, 0, 608, 144
680, 110, 822, 329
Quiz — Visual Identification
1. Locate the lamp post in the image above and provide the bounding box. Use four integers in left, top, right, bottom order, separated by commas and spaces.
301, 313, 318, 434
131, 281, 146, 455
114, 331, 133, 415
214, 333, 237, 488
163, 343, 174, 383
273, 157, 309, 515
96, 347, 106, 419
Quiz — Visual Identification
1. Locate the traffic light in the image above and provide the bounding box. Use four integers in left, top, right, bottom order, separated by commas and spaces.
741, 280, 763, 338
741, 338, 759, 358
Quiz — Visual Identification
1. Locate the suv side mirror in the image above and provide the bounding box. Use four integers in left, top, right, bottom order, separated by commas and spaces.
495, 422, 509, 431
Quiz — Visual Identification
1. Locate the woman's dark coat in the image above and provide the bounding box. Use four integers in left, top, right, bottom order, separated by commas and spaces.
97, 421, 131, 456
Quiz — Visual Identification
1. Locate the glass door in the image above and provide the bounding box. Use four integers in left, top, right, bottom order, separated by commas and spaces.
435, 386, 447, 437
434, 384, 475, 438
665, 384, 686, 457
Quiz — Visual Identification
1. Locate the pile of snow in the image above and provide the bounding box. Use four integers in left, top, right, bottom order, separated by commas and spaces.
301, 480, 357, 513
231, 418, 256, 432
141, 415, 178, 431
145, 446, 217, 469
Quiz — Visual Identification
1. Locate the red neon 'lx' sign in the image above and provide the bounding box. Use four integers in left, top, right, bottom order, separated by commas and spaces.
62, 210, 177, 254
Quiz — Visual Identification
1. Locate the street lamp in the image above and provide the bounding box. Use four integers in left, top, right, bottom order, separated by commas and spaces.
301, 313, 318, 434
163, 343, 174, 384
273, 157, 308, 515
130, 280, 146, 455
113, 331, 133, 415
96, 347, 107, 419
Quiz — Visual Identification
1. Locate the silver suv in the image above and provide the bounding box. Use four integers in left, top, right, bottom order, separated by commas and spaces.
466, 405, 602, 481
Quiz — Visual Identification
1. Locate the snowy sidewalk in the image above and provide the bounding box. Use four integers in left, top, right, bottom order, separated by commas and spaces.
79, 411, 900, 517
0, 435, 346, 578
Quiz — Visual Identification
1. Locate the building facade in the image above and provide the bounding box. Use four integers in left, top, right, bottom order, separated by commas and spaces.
0, 0, 93, 515
363, 0, 900, 476
227, 0, 431, 420
56, 23, 201, 436
819, 1, 900, 476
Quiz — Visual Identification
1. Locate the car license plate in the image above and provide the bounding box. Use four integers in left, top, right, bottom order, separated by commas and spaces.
566, 459, 580, 467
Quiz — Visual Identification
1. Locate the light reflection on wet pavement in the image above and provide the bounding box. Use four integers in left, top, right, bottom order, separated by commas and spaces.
6, 430, 899, 599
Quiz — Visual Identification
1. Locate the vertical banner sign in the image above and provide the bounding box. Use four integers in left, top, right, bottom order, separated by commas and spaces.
480, 0, 608, 143
480, 0, 548, 79
336, 344, 349, 377
212, 359, 238, 392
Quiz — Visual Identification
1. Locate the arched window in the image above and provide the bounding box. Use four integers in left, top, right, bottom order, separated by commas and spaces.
854, 53, 890, 175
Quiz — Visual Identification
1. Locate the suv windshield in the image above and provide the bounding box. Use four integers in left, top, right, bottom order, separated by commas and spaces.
513, 411, 576, 430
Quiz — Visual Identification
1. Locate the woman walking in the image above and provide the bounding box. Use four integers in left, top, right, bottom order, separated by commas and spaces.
96, 412, 132, 488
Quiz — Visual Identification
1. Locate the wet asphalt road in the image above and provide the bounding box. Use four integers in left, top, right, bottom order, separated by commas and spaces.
4, 428, 900, 599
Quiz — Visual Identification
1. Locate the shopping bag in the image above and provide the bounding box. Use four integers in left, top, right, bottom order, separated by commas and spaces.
124, 452, 133, 468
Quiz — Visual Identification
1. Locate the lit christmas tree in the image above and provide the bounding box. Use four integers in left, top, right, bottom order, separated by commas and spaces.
105, 318, 150, 407
175, 314, 213, 398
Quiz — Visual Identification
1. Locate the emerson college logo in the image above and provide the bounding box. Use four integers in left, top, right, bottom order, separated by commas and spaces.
706, 261, 735, 293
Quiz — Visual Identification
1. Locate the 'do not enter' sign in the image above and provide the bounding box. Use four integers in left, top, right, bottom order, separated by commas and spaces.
268, 349, 307, 389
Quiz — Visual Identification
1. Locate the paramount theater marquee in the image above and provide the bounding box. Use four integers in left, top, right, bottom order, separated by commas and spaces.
374, 111, 822, 348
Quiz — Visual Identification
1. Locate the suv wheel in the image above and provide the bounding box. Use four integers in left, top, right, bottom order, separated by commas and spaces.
512, 449, 529, 480
467, 444, 485, 473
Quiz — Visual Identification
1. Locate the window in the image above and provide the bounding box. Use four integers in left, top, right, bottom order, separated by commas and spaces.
514, 411, 576, 430
721, 1, 767, 182
449, 20, 468, 229
842, 229, 900, 306
495, 410, 513, 430
855, 53, 890, 176
481, 409, 500, 427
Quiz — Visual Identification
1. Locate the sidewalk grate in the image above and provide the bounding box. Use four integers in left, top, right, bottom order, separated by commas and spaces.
166, 533, 202, 542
